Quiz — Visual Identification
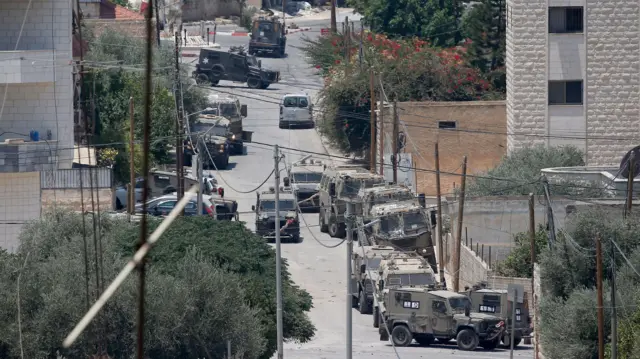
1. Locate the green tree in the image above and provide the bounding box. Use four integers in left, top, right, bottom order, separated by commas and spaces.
0, 211, 267, 358
494, 225, 547, 278
348, 0, 463, 46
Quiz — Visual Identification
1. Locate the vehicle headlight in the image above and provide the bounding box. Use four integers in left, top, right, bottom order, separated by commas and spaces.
232, 134, 236, 140
219, 144, 225, 152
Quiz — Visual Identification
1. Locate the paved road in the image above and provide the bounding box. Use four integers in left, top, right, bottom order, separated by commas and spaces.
191, 22, 534, 359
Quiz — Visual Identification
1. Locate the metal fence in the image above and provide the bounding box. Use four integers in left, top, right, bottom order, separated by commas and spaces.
41, 168, 113, 189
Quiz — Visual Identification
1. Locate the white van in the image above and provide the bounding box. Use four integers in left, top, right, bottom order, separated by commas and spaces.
279, 93, 314, 129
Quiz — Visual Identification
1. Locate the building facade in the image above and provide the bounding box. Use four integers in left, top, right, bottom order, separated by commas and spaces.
0, 0, 74, 249
506, 0, 640, 166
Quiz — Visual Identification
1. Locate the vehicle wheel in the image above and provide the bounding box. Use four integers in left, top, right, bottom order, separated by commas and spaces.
260, 82, 270, 89
352, 295, 359, 308
328, 213, 339, 238
456, 328, 479, 351
373, 306, 380, 328
481, 337, 500, 350
319, 209, 328, 233
336, 223, 347, 239
358, 290, 371, 314
415, 335, 434, 346
116, 198, 123, 210
502, 334, 522, 347
247, 77, 262, 89
391, 325, 413, 347
195, 73, 209, 85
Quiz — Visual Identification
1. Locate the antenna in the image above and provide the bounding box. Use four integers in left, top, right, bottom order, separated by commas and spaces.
619, 146, 640, 179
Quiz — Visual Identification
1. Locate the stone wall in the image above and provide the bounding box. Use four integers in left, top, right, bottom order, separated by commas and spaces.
182, 0, 243, 21
41, 188, 114, 212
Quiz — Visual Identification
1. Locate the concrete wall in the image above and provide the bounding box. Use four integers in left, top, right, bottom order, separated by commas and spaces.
42, 188, 113, 212
381, 101, 507, 197
87, 19, 150, 38
182, 0, 243, 21
447, 195, 577, 262
533, 263, 545, 359
0, 0, 74, 168
0, 172, 41, 252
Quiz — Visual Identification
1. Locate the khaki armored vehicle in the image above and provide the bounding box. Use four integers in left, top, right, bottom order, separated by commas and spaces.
358, 201, 437, 272
379, 287, 505, 350
203, 95, 251, 155
350, 245, 397, 316
462, 285, 532, 347
249, 15, 286, 57
252, 187, 300, 243
357, 184, 417, 223
284, 158, 325, 212
371, 254, 439, 328
318, 166, 386, 238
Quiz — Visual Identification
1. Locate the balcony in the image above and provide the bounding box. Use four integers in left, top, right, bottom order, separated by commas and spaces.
0, 139, 59, 172
0, 50, 56, 84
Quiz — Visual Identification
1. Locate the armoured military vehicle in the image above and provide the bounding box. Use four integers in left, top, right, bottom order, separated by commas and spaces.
252, 187, 301, 242
350, 245, 397, 316
379, 287, 505, 350
249, 15, 286, 57
358, 201, 438, 272
357, 184, 417, 223
284, 158, 325, 212
197, 97, 251, 155
318, 166, 386, 239
462, 284, 532, 347
192, 47, 280, 89
184, 129, 230, 169
371, 254, 439, 328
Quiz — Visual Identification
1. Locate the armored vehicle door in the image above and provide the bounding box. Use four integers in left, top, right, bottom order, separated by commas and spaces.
430, 297, 452, 336
229, 54, 247, 82
392, 291, 430, 334
478, 293, 501, 316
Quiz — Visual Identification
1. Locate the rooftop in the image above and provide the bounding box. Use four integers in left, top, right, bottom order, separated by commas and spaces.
371, 202, 422, 216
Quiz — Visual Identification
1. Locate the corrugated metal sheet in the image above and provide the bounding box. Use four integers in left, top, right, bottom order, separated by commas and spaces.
41, 168, 113, 189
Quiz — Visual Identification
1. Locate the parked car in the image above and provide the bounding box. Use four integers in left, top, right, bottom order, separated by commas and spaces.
134, 193, 236, 220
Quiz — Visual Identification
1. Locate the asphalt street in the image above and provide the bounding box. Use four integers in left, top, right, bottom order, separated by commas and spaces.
190, 18, 534, 359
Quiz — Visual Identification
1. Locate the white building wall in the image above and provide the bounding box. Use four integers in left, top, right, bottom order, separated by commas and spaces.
0, 0, 74, 168
506, 0, 547, 150
0, 172, 41, 251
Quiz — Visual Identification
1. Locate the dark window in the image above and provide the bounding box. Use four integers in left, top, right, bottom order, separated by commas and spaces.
438, 121, 456, 129
549, 81, 583, 105
549, 7, 584, 33
232, 56, 245, 68
157, 200, 177, 210
432, 300, 447, 313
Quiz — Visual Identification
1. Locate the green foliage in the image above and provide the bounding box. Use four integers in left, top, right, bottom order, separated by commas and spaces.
347, 0, 462, 46
241, 6, 258, 31
494, 225, 547, 278
0, 211, 268, 358
113, 216, 316, 359
466, 145, 608, 197
84, 27, 208, 184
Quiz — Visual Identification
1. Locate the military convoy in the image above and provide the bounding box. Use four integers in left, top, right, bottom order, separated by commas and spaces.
252, 187, 301, 243
284, 158, 325, 212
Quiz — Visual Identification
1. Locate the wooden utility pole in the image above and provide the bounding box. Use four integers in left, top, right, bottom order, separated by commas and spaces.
369, 69, 376, 173
529, 193, 536, 267
173, 32, 185, 208
330, 0, 337, 33
129, 97, 136, 214
344, 17, 350, 76
378, 92, 384, 176
595, 233, 605, 359
358, 21, 364, 68
154, 0, 161, 47
453, 156, 467, 292
392, 101, 398, 183
626, 151, 635, 218
611, 240, 618, 359
435, 143, 445, 286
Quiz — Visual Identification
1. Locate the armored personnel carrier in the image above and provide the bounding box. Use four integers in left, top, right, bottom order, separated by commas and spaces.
249, 15, 286, 57
318, 166, 386, 238
192, 47, 280, 89
284, 158, 325, 212
379, 287, 505, 350
350, 245, 397, 316
357, 184, 417, 223
252, 187, 300, 243
358, 201, 437, 273
201, 95, 252, 155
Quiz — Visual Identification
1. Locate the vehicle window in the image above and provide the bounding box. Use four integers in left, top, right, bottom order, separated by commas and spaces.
341, 179, 362, 196
449, 297, 472, 313
292, 172, 322, 183
298, 97, 309, 107
432, 300, 447, 313
403, 212, 427, 231
283, 97, 298, 107
154, 175, 171, 189
232, 56, 245, 68
135, 181, 145, 189
157, 200, 177, 210
380, 215, 401, 233
185, 201, 197, 209
219, 104, 237, 117
261, 199, 296, 211
366, 258, 382, 270
388, 273, 435, 286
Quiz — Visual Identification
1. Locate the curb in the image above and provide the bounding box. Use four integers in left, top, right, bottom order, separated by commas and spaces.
182, 53, 198, 57
207, 31, 250, 36
231, 31, 249, 36
286, 27, 311, 34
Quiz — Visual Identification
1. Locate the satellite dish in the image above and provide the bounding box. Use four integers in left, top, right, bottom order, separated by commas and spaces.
619, 145, 640, 179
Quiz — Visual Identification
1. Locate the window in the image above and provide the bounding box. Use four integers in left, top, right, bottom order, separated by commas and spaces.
261, 200, 296, 211
292, 172, 322, 183
432, 300, 447, 313
438, 121, 456, 129
283, 96, 309, 108
549, 7, 583, 33
549, 81, 583, 105
232, 56, 245, 68
156, 200, 177, 210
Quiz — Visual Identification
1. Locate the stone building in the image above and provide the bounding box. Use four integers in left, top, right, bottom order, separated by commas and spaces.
506, 0, 640, 166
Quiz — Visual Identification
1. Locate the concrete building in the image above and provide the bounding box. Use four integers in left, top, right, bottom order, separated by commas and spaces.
506, 0, 640, 166
0, 0, 74, 249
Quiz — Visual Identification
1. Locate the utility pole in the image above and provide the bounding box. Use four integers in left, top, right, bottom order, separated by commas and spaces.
435, 143, 445, 286
282, 0, 286, 30
196, 154, 203, 216
528, 193, 535, 298
346, 202, 353, 359
453, 156, 467, 292
541, 176, 556, 249
129, 97, 135, 215
358, 21, 363, 68
595, 233, 605, 359
369, 69, 376, 173
274, 145, 284, 359
626, 151, 634, 218
344, 17, 350, 76
154, 0, 161, 47
392, 101, 398, 184
378, 90, 384, 176
611, 240, 618, 359
330, 0, 337, 33
174, 32, 185, 210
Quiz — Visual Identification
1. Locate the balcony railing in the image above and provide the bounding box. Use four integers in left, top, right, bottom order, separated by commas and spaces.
0, 50, 56, 84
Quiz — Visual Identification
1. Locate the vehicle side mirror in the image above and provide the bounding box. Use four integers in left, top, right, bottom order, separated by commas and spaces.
258, 60, 262, 68
252, 205, 256, 212
329, 183, 336, 196
360, 264, 366, 274
283, 177, 290, 186
241, 104, 248, 117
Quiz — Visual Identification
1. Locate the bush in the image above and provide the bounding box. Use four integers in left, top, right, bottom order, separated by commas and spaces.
493, 225, 547, 278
